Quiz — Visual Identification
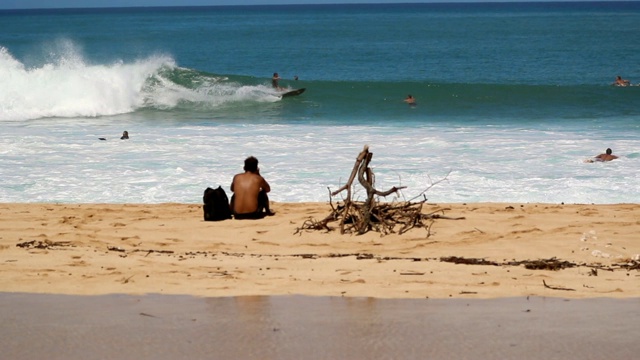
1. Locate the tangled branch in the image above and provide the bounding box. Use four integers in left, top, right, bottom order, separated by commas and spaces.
295, 145, 463, 237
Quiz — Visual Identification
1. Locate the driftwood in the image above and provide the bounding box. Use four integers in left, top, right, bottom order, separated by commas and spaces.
295, 145, 463, 236
543, 279, 576, 291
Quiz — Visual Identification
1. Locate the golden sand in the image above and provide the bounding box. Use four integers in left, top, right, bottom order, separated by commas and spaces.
1, 202, 638, 299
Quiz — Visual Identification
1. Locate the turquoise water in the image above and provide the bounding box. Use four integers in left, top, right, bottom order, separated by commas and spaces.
1, 2, 639, 204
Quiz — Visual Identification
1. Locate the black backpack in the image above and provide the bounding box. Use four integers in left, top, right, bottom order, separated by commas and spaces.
203, 186, 232, 221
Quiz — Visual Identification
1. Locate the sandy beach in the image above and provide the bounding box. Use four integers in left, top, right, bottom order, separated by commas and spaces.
1, 202, 638, 299
2, 202, 640, 359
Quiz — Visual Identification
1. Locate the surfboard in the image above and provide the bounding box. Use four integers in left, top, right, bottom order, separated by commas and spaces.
281, 88, 306, 98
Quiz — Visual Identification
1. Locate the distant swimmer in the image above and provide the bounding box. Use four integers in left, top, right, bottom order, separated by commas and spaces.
612, 76, 630, 87
404, 94, 416, 106
272, 72, 282, 90
98, 131, 129, 141
585, 148, 618, 163
594, 148, 618, 161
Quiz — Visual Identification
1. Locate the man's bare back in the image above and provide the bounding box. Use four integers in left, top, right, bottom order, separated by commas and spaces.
594, 148, 618, 162
230, 156, 273, 218
595, 154, 618, 162
231, 172, 270, 214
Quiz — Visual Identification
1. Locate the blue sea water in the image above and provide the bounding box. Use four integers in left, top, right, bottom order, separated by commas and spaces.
1, 2, 639, 204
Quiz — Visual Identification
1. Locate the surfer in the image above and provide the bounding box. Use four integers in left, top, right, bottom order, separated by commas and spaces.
594, 148, 618, 162
230, 156, 275, 219
272, 72, 282, 90
612, 76, 630, 87
585, 148, 618, 163
99, 131, 129, 141
404, 95, 416, 105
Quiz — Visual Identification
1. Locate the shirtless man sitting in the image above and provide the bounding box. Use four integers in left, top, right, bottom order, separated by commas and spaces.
230, 156, 274, 219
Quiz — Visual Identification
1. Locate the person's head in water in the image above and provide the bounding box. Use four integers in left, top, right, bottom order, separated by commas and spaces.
244, 156, 259, 172
121, 131, 129, 140
606, 148, 613, 155
404, 94, 416, 104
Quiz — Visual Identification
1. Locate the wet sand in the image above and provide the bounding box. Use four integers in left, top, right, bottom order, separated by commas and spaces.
1, 293, 639, 360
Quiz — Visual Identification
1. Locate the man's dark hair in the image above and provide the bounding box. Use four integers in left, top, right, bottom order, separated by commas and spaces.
606, 148, 613, 155
244, 156, 259, 172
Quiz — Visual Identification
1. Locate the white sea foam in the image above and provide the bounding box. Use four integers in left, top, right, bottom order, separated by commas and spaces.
0, 43, 280, 121
1, 118, 639, 204
0, 44, 172, 120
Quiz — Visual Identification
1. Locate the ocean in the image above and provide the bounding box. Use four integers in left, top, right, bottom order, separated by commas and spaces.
1, 2, 639, 204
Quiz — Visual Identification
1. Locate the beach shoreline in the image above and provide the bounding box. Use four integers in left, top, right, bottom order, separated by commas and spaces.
1, 202, 638, 299
2, 292, 639, 360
